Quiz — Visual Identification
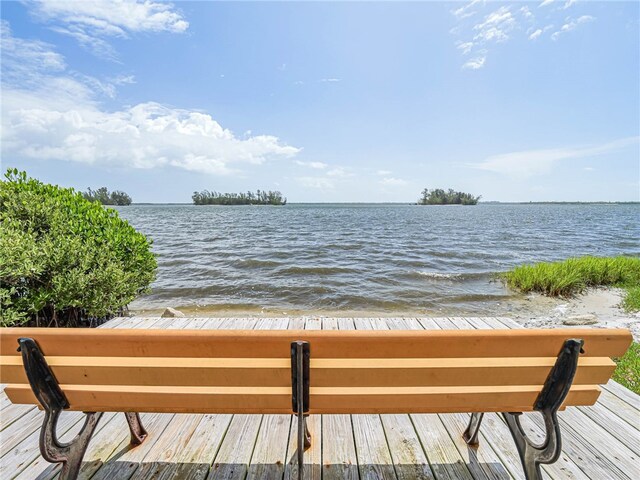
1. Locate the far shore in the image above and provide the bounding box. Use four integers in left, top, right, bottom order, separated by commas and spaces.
129, 286, 640, 340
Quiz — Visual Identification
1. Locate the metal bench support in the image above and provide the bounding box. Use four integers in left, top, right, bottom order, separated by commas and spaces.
463, 338, 584, 480
17, 338, 147, 480
291, 340, 311, 480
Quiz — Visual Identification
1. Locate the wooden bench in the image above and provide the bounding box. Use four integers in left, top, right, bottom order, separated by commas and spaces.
0, 327, 631, 480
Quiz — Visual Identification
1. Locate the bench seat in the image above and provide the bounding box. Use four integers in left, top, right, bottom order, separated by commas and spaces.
0, 326, 631, 480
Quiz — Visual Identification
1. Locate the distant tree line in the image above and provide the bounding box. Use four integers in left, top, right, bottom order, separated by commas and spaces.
192, 189, 287, 206
83, 187, 132, 205
418, 188, 481, 205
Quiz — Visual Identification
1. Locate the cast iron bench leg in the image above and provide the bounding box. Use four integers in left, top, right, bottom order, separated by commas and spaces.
17, 337, 148, 480
464, 338, 583, 480
463, 412, 484, 445
292, 341, 311, 480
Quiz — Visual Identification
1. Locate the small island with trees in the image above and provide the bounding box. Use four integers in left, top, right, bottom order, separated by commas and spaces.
192, 189, 287, 206
418, 188, 481, 205
83, 187, 132, 205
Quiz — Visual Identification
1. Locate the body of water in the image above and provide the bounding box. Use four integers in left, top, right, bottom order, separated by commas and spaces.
116, 204, 640, 315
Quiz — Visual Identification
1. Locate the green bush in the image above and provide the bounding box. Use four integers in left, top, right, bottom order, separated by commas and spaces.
0, 170, 156, 327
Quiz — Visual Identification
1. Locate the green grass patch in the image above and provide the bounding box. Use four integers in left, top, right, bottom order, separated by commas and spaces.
504, 256, 639, 392
622, 286, 640, 312
612, 342, 639, 394
502, 256, 640, 304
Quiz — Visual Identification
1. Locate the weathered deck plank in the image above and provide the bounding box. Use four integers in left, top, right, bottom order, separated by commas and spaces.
351, 318, 397, 480
75, 315, 196, 480
0, 316, 637, 480
208, 318, 288, 480
318, 318, 359, 480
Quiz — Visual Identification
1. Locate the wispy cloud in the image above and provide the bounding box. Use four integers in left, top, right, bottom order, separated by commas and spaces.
379, 177, 408, 186
451, 1, 597, 68
376, 170, 392, 176
326, 167, 353, 178
463, 54, 486, 70
297, 176, 334, 189
520, 6, 534, 20
451, 4, 518, 70
471, 137, 639, 178
551, 15, 595, 40
457, 41, 474, 55
25, 0, 188, 59
296, 160, 328, 170
472, 6, 516, 43
1, 23, 300, 176
451, 0, 482, 20
320, 78, 341, 83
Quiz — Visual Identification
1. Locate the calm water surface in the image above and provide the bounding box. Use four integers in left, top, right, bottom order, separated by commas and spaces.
116, 204, 640, 314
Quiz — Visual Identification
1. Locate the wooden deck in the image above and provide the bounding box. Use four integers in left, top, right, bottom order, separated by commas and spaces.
1, 316, 638, 480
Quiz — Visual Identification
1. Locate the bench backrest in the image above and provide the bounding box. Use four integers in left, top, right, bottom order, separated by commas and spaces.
0, 328, 631, 414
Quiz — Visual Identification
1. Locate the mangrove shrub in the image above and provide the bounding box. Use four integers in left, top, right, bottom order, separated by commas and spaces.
418, 188, 480, 205
192, 189, 287, 205
0, 170, 156, 327
83, 187, 132, 205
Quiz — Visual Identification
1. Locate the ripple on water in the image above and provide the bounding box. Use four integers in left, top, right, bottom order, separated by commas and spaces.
117, 203, 640, 313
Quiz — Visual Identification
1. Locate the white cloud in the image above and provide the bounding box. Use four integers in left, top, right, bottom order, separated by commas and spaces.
26, 0, 188, 59
551, 15, 595, 40
520, 6, 534, 20
473, 6, 516, 43
529, 29, 543, 40
296, 160, 328, 170
379, 177, 408, 186
3, 100, 300, 175
451, 1, 482, 20
109, 74, 136, 85
1, 24, 300, 176
452, 1, 595, 69
326, 167, 353, 178
471, 137, 639, 178
584, 166, 595, 171
376, 170, 392, 176
0, 21, 66, 81
297, 177, 334, 189
463, 55, 486, 70
453, 5, 521, 70
320, 78, 341, 83
457, 41, 474, 55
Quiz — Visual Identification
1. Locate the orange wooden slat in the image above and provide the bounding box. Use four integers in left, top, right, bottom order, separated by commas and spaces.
3, 383, 601, 414
0, 355, 616, 387
0, 328, 632, 358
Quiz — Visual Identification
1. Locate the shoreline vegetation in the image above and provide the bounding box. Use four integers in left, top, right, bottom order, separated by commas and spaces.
503, 255, 639, 393
192, 189, 287, 206
1, 170, 156, 328
418, 188, 481, 205
502, 256, 640, 309
83, 187, 132, 205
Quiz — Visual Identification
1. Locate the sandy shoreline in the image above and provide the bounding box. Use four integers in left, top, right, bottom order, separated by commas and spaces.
130, 287, 639, 340
510, 287, 640, 340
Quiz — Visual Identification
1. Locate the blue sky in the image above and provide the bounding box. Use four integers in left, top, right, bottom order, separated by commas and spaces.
1, 1, 638, 202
